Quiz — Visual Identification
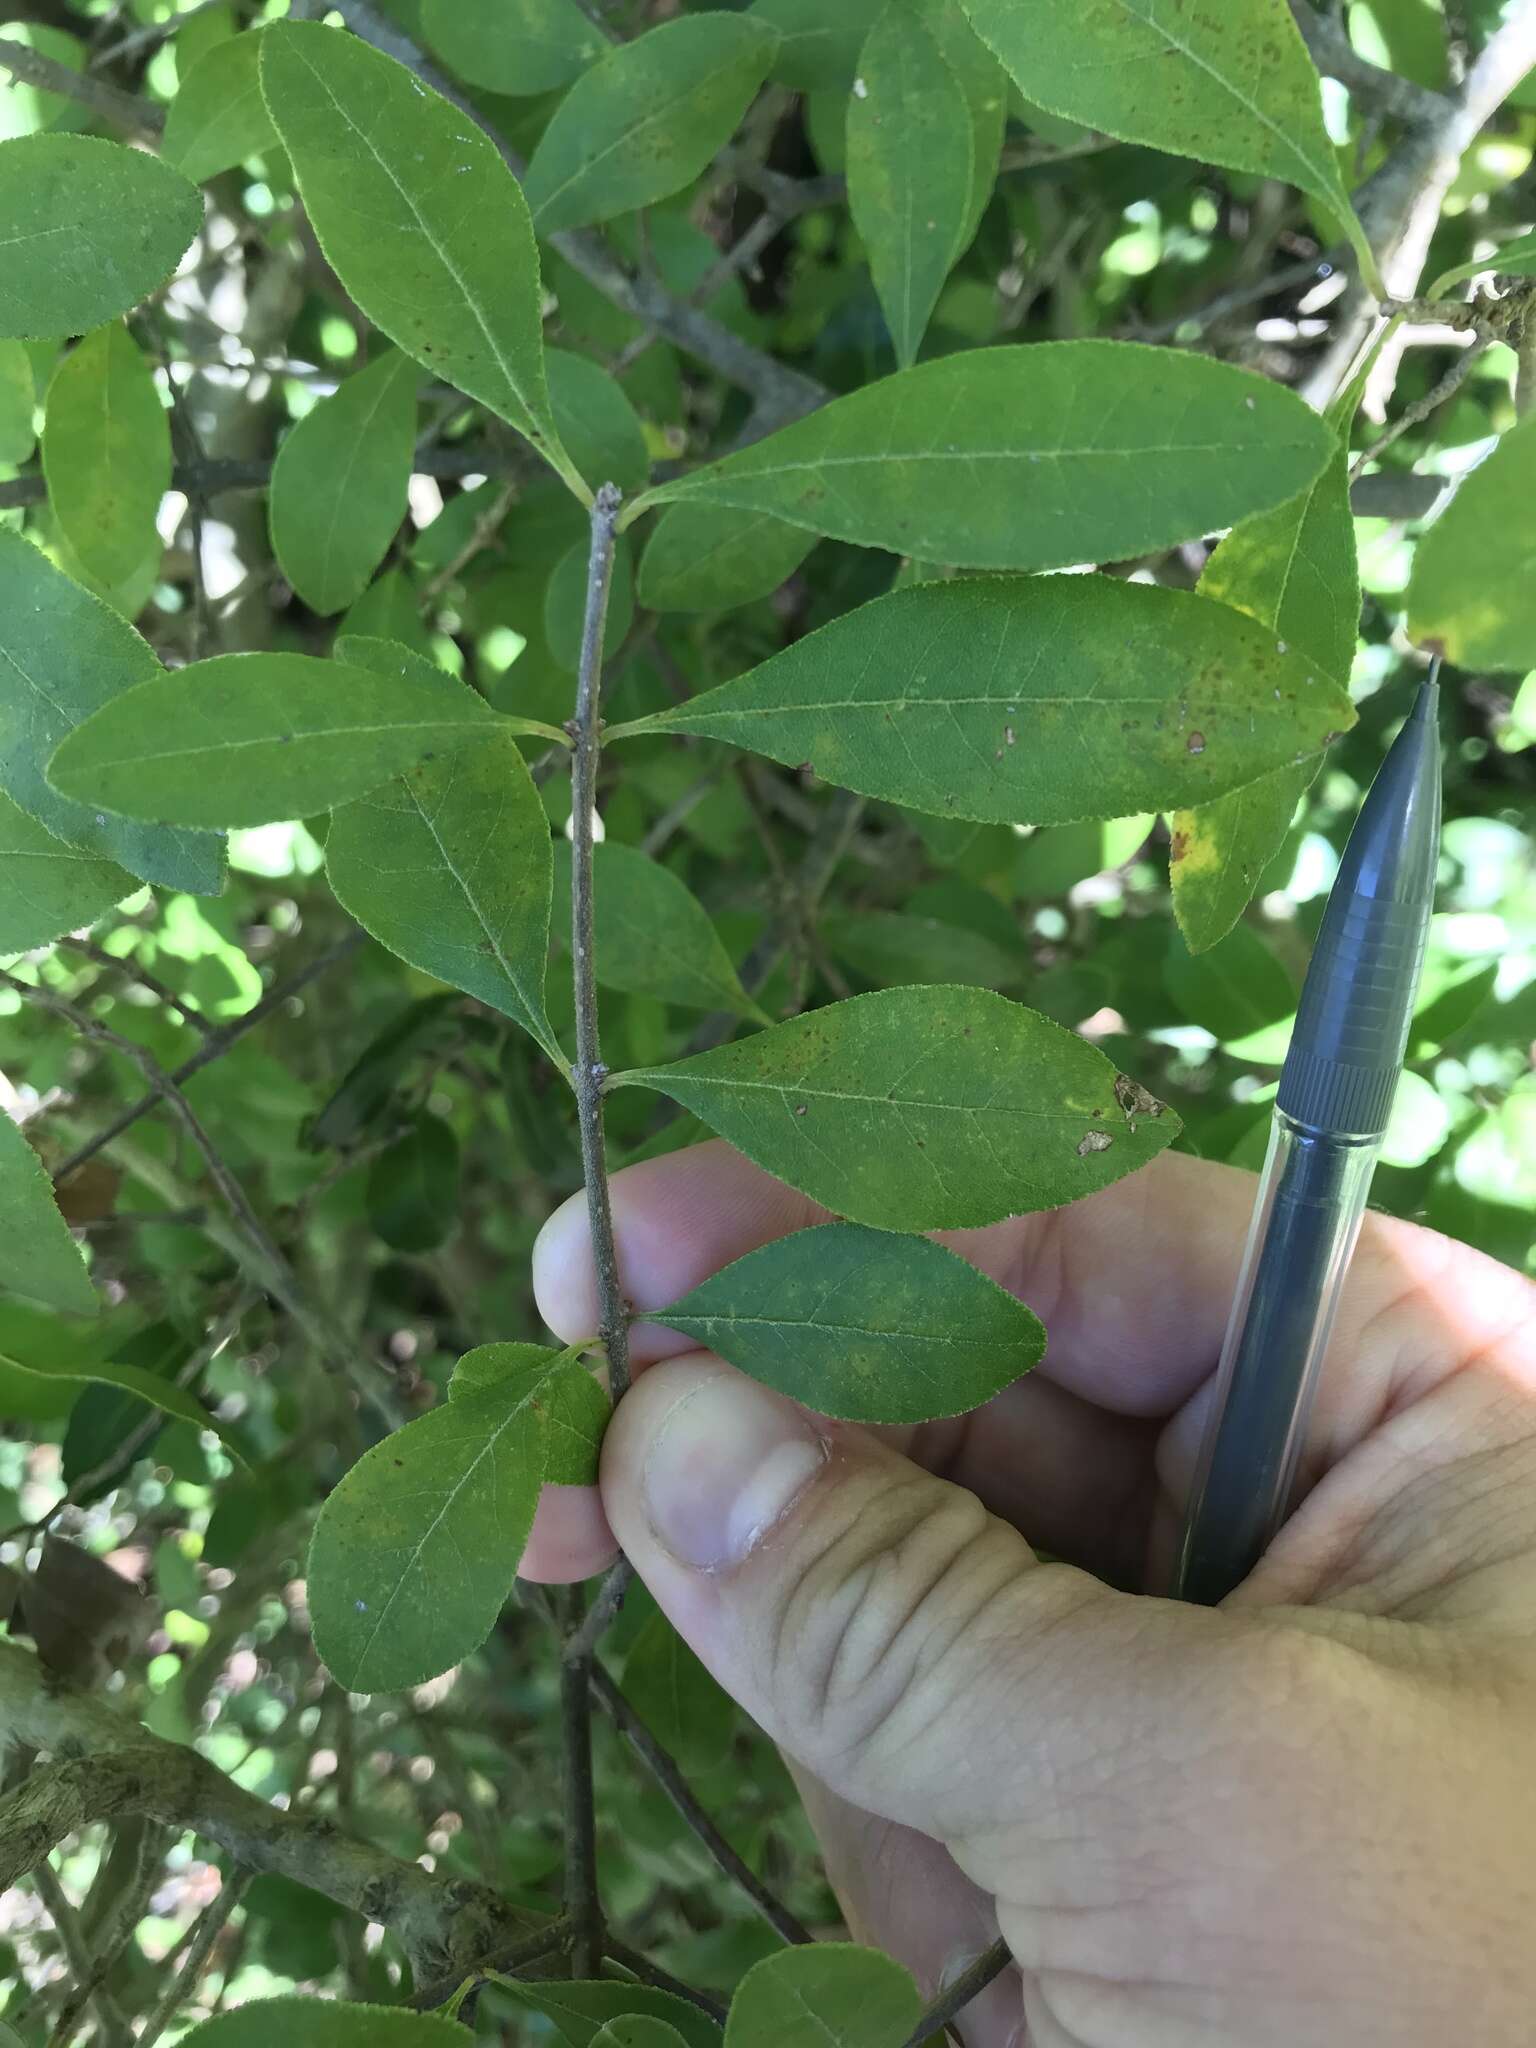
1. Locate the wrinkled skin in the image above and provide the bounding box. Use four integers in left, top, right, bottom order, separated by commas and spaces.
524, 1143, 1536, 2047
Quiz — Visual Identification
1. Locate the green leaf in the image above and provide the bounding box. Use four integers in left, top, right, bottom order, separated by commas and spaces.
269, 350, 417, 616
307, 1378, 547, 1691
0, 528, 223, 893
0, 1350, 247, 1463
524, 14, 778, 233
548, 348, 651, 498
622, 1610, 734, 1774
846, 1, 973, 368
617, 575, 1354, 825
162, 29, 278, 184
493, 1982, 721, 2048
927, 0, 1008, 251
0, 788, 134, 953
259, 22, 575, 489
958, 0, 1381, 294
552, 841, 766, 1020
659, 1222, 1044, 1423
450, 1343, 608, 1485
0, 135, 202, 339
638, 503, 814, 613
0, 1113, 96, 1316
48, 650, 502, 830
365, 1111, 460, 1252
0, 339, 36, 466
325, 638, 561, 1064
593, 2024, 689, 2048
752, 0, 883, 89
1164, 922, 1295, 1044
178, 1999, 470, 2046
41, 325, 169, 592
1428, 226, 1536, 299
1170, 389, 1359, 952
1407, 413, 1536, 672
634, 343, 1335, 570
423, 0, 605, 97
621, 985, 1177, 1231
726, 1945, 922, 2048
822, 909, 1026, 991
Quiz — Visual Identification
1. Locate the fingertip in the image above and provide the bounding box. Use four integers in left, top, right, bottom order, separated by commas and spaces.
532, 1186, 594, 1343
517, 1481, 618, 1584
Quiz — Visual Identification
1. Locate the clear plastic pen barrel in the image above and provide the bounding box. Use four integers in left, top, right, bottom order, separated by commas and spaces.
1174, 1112, 1376, 1606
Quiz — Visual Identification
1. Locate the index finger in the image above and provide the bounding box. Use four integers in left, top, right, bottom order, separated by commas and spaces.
532, 1138, 1509, 1429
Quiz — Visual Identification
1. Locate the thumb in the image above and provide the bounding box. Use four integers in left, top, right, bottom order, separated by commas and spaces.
599, 1353, 1205, 1849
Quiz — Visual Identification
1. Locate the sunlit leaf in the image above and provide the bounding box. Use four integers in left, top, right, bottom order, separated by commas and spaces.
269, 350, 418, 616
163, 29, 277, 183
958, 0, 1381, 291
660, 1222, 1045, 1423
42, 324, 169, 592
634, 344, 1336, 570
616, 575, 1354, 824
1407, 413, 1536, 671
326, 638, 562, 1063
524, 14, 778, 232
0, 1350, 246, 1461
1170, 383, 1360, 951
0, 135, 201, 338
259, 22, 576, 488
0, 528, 223, 892
48, 650, 503, 830
621, 985, 1176, 1230
450, 1342, 608, 1485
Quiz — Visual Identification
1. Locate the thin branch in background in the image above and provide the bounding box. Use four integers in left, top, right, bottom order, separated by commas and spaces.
414, 1922, 570, 2014
3, 971, 296, 1310
1350, 328, 1493, 474
898, 1936, 1015, 2048
0, 37, 161, 135
54, 935, 213, 1037
46, 1821, 171, 2048
53, 929, 366, 1184
136, 1872, 252, 2048
29, 1858, 131, 2048
589, 1660, 814, 1948
419, 478, 517, 607
605, 1938, 729, 2024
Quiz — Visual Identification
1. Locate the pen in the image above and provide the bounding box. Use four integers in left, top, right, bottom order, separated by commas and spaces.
1174, 667, 1443, 1606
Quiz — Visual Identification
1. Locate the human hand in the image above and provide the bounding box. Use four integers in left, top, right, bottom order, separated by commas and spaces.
526, 1142, 1536, 2047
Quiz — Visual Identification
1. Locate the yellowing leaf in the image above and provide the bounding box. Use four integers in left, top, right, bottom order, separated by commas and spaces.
42, 324, 169, 592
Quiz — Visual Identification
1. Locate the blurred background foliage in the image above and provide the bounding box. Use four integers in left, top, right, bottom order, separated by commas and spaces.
0, 0, 1532, 2038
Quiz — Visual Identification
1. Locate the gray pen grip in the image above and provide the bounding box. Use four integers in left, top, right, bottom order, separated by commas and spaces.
1174, 1113, 1377, 1606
